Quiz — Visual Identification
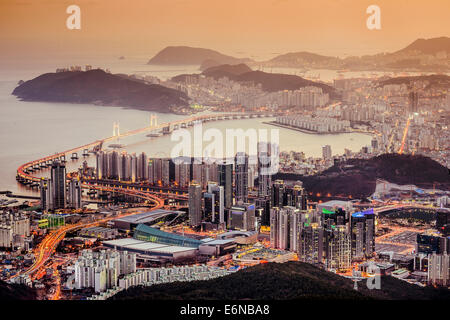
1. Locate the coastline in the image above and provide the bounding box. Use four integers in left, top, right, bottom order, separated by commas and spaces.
264, 121, 359, 136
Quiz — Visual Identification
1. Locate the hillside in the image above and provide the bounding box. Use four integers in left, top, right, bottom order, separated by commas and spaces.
12, 69, 190, 113
110, 261, 450, 300
202, 63, 253, 78
0, 280, 36, 300
274, 154, 450, 200
236, 71, 335, 95
147, 46, 251, 66
173, 68, 336, 97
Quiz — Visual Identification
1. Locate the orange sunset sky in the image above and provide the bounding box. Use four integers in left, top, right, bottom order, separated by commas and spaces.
1, 0, 449, 60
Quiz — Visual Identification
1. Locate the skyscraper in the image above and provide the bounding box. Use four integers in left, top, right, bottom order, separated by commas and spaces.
207, 182, 224, 225
271, 180, 285, 207
174, 160, 190, 188
40, 178, 52, 212
257, 142, 278, 197
68, 178, 82, 209
284, 184, 308, 210
228, 203, 255, 231
325, 225, 352, 270
96, 150, 106, 179
299, 223, 324, 265
137, 152, 148, 181
188, 182, 203, 227
203, 192, 215, 222
50, 160, 66, 209
151, 158, 163, 184
218, 162, 233, 208
130, 153, 137, 182
234, 152, 249, 203
351, 209, 376, 260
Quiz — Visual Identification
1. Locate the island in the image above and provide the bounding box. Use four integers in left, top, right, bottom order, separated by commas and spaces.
12, 69, 190, 113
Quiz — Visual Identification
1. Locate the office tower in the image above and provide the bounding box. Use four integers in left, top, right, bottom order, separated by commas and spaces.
285, 184, 308, 210
325, 225, 352, 270
203, 192, 215, 222
299, 223, 324, 265
202, 162, 218, 189
68, 178, 82, 209
322, 207, 350, 230
137, 152, 148, 181
436, 210, 450, 236
248, 164, 256, 189
417, 232, 450, 254
256, 197, 271, 226
207, 182, 224, 225
322, 145, 332, 160
228, 203, 255, 231
218, 162, 233, 208
271, 180, 285, 207
234, 152, 249, 203
40, 178, 53, 212
50, 160, 66, 209
188, 182, 203, 227
258, 142, 276, 197
350, 209, 375, 259
427, 253, 449, 287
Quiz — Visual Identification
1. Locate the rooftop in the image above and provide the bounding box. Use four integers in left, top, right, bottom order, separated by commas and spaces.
114, 209, 184, 224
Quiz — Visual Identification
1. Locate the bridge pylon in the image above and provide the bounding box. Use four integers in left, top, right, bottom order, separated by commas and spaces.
150, 114, 158, 127
113, 122, 120, 138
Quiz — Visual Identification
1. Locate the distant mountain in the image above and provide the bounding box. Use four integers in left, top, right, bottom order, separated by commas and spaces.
0, 280, 36, 300
110, 261, 450, 300
274, 153, 450, 200
173, 67, 336, 97
393, 37, 450, 55
148, 46, 252, 66
263, 37, 450, 71
12, 69, 190, 113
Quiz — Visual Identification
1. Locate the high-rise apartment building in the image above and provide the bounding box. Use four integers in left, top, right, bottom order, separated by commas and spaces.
218, 162, 233, 209
188, 182, 203, 227
50, 160, 66, 209
234, 152, 249, 203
